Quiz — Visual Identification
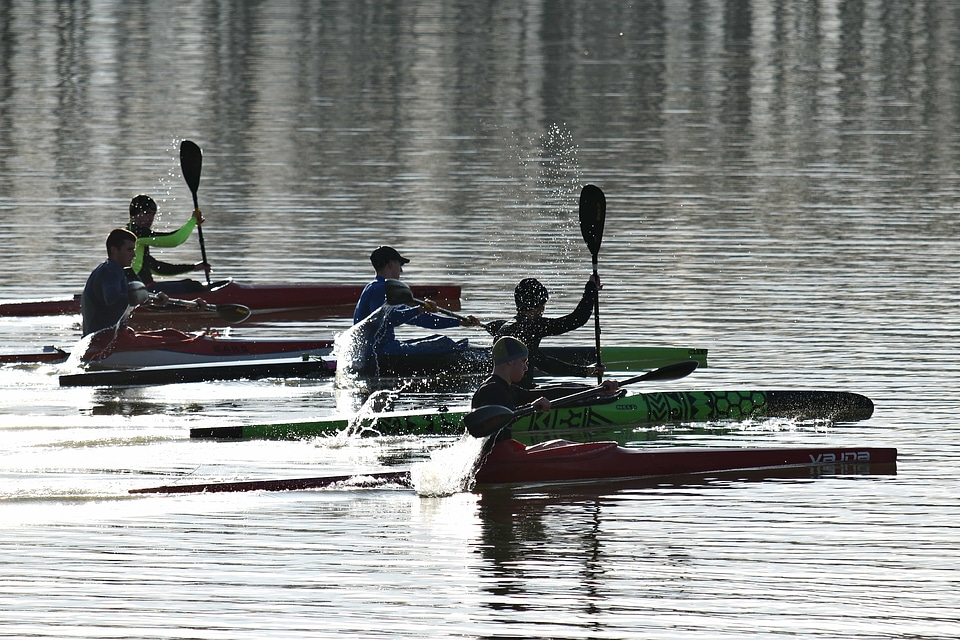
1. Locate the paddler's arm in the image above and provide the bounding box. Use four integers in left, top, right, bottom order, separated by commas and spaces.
131, 211, 204, 274
541, 276, 599, 336
515, 387, 552, 413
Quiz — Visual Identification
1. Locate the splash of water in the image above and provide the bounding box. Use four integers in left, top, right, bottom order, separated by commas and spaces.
332, 304, 398, 380
59, 303, 138, 372
409, 434, 490, 497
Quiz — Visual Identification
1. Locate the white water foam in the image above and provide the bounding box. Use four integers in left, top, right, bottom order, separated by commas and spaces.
409, 434, 490, 497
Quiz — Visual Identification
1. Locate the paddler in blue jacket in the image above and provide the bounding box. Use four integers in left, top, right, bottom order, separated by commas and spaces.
353, 246, 479, 358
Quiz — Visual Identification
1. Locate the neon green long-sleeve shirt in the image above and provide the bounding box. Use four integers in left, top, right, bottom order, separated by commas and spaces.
129, 216, 198, 275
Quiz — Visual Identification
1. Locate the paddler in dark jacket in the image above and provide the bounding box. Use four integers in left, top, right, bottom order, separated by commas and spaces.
127, 194, 210, 294
485, 275, 603, 388
471, 337, 553, 442
472, 337, 618, 442
81, 228, 167, 336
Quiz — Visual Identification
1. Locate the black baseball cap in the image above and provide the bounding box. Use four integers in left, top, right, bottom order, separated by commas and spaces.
370, 246, 410, 269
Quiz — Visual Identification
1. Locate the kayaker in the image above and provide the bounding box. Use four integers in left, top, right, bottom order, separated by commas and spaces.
485, 275, 603, 388
81, 228, 169, 336
353, 245, 480, 357
471, 336, 619, 441
127, 194, 210, 294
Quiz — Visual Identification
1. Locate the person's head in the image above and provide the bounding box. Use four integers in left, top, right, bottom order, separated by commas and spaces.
491, 336, 529, 383
129, 194, 158, 228
105, 228, 138, 268
514, 278, 549, 315
370, 246, 410, 278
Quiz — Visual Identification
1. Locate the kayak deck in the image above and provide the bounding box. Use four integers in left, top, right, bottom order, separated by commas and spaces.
189, 389, 876, 441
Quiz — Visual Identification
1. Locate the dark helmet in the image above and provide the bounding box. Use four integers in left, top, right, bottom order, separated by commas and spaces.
514, 278, 549, 310
129, 194, 157, 217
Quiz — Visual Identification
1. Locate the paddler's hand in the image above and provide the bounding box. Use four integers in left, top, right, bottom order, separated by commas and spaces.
586, 363, 606, 376
420, 299, 439, 313
196, 261, 211, 279
154, 291, 169, 306
194, 298, 209, 311
598, 379, 620, 395
532, 397, 551, 413
460, 315, 481, 327
193, 208, 205, 225
588, 273, 603, 291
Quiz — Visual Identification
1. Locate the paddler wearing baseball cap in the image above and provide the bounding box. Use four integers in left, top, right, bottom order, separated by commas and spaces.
353, 245, 479, 358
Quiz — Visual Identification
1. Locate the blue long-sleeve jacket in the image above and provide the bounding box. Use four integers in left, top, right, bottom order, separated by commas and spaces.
353, 276, 459, 352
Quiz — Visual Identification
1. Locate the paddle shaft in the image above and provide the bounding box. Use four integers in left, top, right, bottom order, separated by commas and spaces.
147, 293, 251, 323
384, 279, 486, 328
534, 360, 699, 414
465, 359, 699, 438
590, 257, 601, 383
192, 192, 210, 284
410, 295, 489, 329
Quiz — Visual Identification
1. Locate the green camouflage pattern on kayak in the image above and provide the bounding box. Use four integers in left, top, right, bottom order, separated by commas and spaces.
190, 389, 874, 441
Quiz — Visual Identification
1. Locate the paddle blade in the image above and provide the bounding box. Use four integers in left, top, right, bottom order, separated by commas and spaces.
464, 405, 519, 438
578, 184, 606, 257
180, 140, 203, 195
622, 360, 699, 386
212, 303, 251, 324
384, 279, 415, 306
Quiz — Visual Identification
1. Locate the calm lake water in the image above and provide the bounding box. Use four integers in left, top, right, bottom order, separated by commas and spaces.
2, 1, 960, 638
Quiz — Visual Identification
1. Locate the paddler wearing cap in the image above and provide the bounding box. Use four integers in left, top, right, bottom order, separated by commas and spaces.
485, 274, 603, 388
353, 246, 480, 357
471, 337, 619, 442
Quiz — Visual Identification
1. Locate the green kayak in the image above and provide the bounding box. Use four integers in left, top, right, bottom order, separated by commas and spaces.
190, 389, 874, 441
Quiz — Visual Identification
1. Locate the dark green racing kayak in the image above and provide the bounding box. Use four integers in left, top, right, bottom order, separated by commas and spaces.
190, 388, 874, 441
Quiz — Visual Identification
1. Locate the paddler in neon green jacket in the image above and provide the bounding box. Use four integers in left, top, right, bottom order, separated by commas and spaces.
127, 194, 210, 294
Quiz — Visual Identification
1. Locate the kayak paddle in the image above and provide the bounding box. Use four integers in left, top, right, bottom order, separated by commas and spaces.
464, 359, 699, 438
180, 140, 211, 285
579, 184, 606, 384
129, 281, 250, 323
384, 278, 487, 328
148, 294, 252, 324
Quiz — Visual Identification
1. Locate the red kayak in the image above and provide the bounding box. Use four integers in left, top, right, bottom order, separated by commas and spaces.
473, 439, 897, 485
0, 280, 462, 318
129, 440, 897, 494
81, 327, 333, 369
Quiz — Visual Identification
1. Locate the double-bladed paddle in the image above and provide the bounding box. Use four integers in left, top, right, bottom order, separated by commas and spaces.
149, 295, 252, 324
463, 359, 699, 438
128, 281, 251, 324
179, 140, 211, 285
384, 278, 487, 329
579, 184, 606, 384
